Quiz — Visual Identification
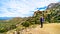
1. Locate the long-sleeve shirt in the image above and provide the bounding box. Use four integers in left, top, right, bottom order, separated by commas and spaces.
40, 17, 44, 22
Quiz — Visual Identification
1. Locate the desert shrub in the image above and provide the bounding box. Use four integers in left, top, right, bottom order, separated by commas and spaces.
35, 20, 40, 24
0, 27, 7, 33
30, 22, 35, 25
21, 21, 30, 27
10, 25, 16, 30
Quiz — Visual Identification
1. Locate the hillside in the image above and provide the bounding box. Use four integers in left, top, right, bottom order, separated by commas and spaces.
6, 23, 60, 34
5, 2, 60, 34
0, 2, 60, 34
46, 2, 60, 22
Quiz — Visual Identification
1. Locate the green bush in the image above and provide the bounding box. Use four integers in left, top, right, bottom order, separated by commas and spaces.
30, 22, 35, 25
10, 25, 16, 30
21, 21, 30, 27
0, 27, 7, 33
34, 20, 40, 24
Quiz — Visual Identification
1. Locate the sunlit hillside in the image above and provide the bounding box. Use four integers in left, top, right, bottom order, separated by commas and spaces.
0, 2, 60, 34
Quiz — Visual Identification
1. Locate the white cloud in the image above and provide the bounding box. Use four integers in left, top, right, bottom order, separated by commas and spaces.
0, 0, 60, 17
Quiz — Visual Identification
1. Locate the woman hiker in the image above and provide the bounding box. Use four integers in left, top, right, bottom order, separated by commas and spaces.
40, 16, 44, 28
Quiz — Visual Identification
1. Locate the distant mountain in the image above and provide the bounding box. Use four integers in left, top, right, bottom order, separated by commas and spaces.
47, 2, 60, 9
0, 17, 13, 20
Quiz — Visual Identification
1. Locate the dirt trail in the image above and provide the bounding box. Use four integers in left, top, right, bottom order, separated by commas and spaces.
6, 23, 60, 34
21, 23, 60, 34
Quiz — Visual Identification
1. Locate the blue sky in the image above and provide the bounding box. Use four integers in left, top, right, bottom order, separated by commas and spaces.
0, 0, 60, 17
